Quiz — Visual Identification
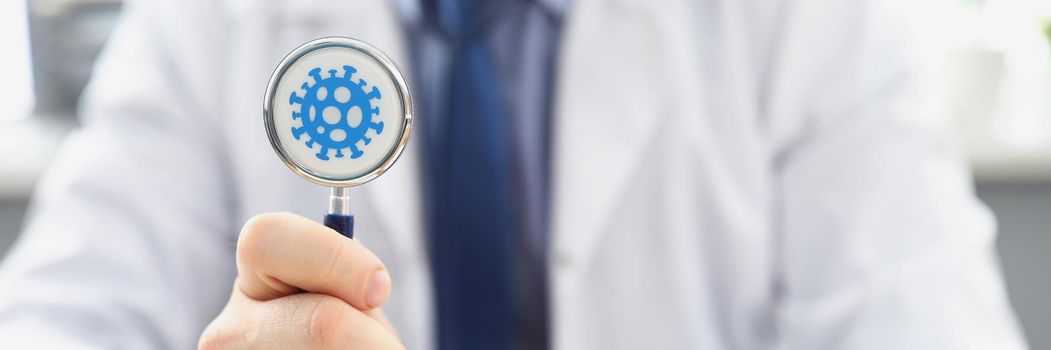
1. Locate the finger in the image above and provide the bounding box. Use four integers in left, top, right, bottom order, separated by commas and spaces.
236, 212, 392, 310
200, 292, 403, 350
365, 308, 399, 338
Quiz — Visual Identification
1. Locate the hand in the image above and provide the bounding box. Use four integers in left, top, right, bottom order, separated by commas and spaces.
199, 212, 402, 349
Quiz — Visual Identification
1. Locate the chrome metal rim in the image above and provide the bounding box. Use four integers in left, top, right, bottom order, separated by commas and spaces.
263, 36, 413, 187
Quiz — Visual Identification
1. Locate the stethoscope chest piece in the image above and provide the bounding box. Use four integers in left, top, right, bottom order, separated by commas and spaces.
263, 37, 413, 237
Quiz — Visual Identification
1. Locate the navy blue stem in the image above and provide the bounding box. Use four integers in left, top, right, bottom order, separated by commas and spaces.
324, 213, 355, 239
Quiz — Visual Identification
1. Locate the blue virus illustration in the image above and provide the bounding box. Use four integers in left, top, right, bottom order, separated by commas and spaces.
289, 65, 383, 160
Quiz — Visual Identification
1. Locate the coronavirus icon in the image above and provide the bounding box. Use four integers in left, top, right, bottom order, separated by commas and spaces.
289, 65, 384, 160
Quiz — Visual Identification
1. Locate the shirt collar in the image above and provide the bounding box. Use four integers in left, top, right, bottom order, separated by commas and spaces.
393, 0, 569, 27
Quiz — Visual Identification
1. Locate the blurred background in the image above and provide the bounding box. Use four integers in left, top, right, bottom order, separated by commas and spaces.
0, 0, 1047, 347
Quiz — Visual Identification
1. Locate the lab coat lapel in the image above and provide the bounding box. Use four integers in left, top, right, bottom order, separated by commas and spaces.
551, 0, 665, 277
342, 0, 425, 263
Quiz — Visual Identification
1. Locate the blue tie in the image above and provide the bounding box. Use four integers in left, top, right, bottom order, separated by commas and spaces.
422, 0, 517, 349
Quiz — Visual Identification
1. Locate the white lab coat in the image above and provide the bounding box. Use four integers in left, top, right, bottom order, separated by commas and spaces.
0, 0, 1026, 349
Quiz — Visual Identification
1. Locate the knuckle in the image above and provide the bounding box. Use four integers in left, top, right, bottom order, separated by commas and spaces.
236, 213, 289, 264
198, 324, 243, 350
322, 242, 349, 281
345, 239, 385, 274
306, 297, 351, 349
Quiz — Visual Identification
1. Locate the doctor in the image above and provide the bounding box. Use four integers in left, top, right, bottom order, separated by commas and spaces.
0, 0, 1026, 349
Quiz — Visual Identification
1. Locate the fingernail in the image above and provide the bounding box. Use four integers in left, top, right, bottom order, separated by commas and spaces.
365, 269, 391, 308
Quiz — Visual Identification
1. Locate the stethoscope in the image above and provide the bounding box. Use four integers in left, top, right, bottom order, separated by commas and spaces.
263, 37, 413, 238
